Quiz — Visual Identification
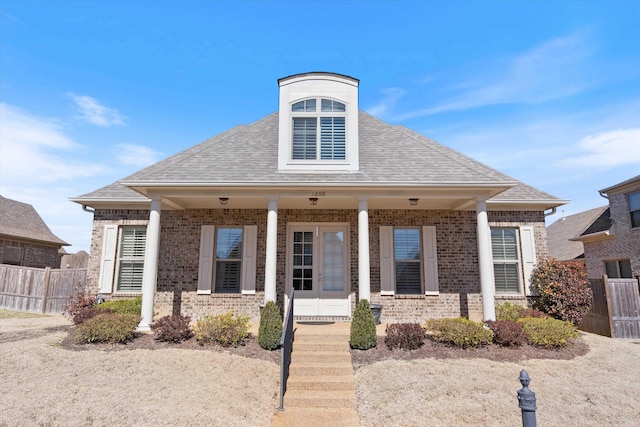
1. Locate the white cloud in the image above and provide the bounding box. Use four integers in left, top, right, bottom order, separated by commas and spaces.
397, 31, 597, 119
561, 128, 640, 170
68, 94, 126, 127
117, 144, 163, 168
365, 87, 405, 118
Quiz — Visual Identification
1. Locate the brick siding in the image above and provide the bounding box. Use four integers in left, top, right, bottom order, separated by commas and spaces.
87, 208, 546, 322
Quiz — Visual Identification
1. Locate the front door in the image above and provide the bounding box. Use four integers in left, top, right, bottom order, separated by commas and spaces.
288, 224, 350, 317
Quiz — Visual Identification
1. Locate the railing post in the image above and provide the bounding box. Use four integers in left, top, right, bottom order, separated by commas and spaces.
517, 369, 537, 427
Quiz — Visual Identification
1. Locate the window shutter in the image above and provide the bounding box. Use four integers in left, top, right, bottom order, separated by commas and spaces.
379, 226, 395, 295
241, 225, 257, 294
519, 226, 536, 295
422, 226, 439, 295
98, 225, 118, 294
197, 225, 215, 294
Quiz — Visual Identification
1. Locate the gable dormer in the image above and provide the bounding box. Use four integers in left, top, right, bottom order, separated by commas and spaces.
277, 72, 359, 172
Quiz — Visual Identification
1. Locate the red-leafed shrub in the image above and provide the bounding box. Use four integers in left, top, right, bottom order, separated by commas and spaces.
64, 292, 97, 325
150, 315, 193, 343
385, 323, 425, 350
485, 320, 527, 347
518, 308, 548, 319
530, 258, 592, 325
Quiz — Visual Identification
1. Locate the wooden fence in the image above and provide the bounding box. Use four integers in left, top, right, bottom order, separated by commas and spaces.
0, 264, 86, 314
580, 276, 640, 339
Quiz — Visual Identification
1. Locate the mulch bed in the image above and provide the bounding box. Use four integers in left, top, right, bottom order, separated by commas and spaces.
351, 335, 589, 367
60, 327, 588, 367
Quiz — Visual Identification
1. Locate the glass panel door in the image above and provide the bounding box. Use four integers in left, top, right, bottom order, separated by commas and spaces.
292, 231, 314, 291
322, 231, 344, 292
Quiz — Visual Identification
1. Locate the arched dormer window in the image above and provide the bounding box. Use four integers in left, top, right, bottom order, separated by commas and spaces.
291, 98, 346, 161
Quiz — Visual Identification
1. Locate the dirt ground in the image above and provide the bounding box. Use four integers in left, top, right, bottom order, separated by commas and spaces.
2, 312, 639, 426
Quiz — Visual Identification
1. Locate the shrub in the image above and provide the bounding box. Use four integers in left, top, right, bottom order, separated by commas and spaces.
496, 302, 524, 322
350, 299, 377, 350
385, 323, 425, 350
193, 312, 250, 347
98, 297, 142, 315
258, 301, 283, 350
520, 317, 578, 348
64, 292, 96, 324
485, 320, 526, 347
530, 258, 592, 325
73, 306, 114, 325
425, 317, 493, 348
150, 315, 193, 343
75, 312, 140, 344
518, 308, 548, 319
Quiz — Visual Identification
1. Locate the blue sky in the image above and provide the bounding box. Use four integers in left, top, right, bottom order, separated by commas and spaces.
1, 0, 639, 253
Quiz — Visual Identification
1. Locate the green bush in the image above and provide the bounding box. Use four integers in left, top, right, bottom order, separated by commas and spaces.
350, 299, 377, 350
75, 312, 140, 344
150, 315, 193, 343
496, 302, 525, 322
425, 317, 493, 348
520, 317, 578, 348
193, 311, 250, 347
258, 301, 283, 350
98, 296, 142, 315
530, 258, 592, 325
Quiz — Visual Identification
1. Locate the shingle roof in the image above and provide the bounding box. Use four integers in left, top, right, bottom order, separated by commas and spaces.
75, 111, 563, 204
546, 206, 608, 260
0, 196, 69, 246
580, 208, 611, 236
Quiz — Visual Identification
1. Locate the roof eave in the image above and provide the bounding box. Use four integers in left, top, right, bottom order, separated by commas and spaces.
570, 230, 613, 243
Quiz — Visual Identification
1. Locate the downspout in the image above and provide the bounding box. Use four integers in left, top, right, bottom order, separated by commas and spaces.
82, 205, 95, 213
544, 207, 556, 217
598, 190, 609, 200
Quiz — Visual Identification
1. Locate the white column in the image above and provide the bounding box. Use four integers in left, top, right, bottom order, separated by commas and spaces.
358, 199, 371, 301
264, 198, 278, 302
139, 196, 161, 331
476, 198, 496, 321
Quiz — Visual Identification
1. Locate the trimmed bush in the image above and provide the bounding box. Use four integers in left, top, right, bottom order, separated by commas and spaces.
530, 258, 592, 325
258, 301, 283, 350
520, 317, 578, 348
350, 299, 377, 350
495, 302, 524, 322
98, 297, 142, 315
64, 292, 97, 324
150, 315, 193, 343
385, 323, 425, 350
425, 317, 493, 348
193, 312, 250, 347
518, 308, 548, 319
75, 312, 140, 344
485, 320, 526, 347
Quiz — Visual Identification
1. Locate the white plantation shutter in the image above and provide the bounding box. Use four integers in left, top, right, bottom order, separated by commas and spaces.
379, 226, 395, 295
320, 117, 346, 160
422, 226, 439, 295
241, 225, 257, 294
197, 225, 215, 294
519, 226, 536, 295
98, 225, 118, 293
292, 118, 317, 159
116, 226, 146, 292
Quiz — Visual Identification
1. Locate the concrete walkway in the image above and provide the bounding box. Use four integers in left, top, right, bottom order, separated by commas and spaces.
271, 322, 360, 427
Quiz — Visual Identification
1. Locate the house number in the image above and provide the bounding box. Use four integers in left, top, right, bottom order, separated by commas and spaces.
311, 191, 326, 197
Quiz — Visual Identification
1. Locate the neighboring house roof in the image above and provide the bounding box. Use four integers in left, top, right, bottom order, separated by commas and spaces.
72, 111, 565, 209
0, 196, 69, 246
580, 208, 612, 236
547, 206, 608, 260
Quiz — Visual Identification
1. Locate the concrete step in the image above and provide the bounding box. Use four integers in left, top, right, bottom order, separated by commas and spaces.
287, 375, 355, 391
294, 333, 349, 342
284, 389, 356, 408
291, 350, 351, 364
293, 341, 348, 352
290, 364, 353, 377
272, 407, 360, 427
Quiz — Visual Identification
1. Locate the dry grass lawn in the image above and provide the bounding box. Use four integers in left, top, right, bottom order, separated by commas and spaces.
1, 311, 639, 426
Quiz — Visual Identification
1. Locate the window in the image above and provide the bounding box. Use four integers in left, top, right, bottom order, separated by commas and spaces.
291, 98, 346, 161
116, 226, 147, 292
197, 225, 257, 295
214, 228, 243, 293
605, 260, 633, 278
629, 192, 640, 228
379, 226, 439, 296
491, 228, 521, 294
394, 229, 422, 294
